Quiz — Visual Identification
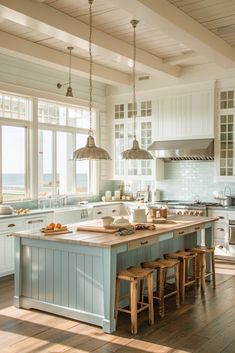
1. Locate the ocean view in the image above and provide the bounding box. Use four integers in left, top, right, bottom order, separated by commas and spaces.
2, 173, 88, 192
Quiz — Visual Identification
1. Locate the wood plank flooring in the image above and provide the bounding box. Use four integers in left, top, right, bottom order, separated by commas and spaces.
0, 261, 234, 353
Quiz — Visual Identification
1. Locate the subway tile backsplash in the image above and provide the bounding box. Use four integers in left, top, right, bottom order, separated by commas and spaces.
122, 161, 235, 202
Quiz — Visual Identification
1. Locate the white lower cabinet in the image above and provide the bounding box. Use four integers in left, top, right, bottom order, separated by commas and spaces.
0, 212, 53, 277
208, 209, 229, 249
0, 218, 25, 277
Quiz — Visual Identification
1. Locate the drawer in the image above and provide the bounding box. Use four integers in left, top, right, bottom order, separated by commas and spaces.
128, 236, 157, 250
0, 218, 26, 233
189, 224, 205, 233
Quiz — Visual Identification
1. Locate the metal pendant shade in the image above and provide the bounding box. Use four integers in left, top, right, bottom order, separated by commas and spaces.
121, 20, 153, 160
73, 135, 111, 160
122, 139, 153, 160
73, 0, 111, 161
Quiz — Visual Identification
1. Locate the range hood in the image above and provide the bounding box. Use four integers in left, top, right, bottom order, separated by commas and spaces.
148, 138, 214, 161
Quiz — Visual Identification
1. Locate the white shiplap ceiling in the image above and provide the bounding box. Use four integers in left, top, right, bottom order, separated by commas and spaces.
0, 0, 234, 85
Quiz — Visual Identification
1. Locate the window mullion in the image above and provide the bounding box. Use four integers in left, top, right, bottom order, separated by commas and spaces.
53, 131, 57, 196
0, 126, 2, 203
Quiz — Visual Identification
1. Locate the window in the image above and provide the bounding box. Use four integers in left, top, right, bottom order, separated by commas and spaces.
0, 93, 31, 201
128, 103, 137, 118
38, 100, 95, 197
1, 126, 27, 201
0, 93, 31, 120
141, 101, 152, 117
220, 91, 234, 109
115, 104, 125, 119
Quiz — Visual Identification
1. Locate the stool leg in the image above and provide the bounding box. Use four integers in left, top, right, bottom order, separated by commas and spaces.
196, 253, 201, 286
140, 279, 145, 306
193, 255, 197, 295
147, 273, 154, 325
211, 251, 216, 288
180, 259, 186, 304
114, 278, 120, 321
175, 263, 180, 308
201, 253, 206, 292
158, 268, 165, 317
130, 280, 138, 334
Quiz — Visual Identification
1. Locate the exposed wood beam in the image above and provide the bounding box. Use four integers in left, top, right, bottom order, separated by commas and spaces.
109, 0, 235, 68
163, 51, 200, 65
0, 31, 130, 86
0, 0, 180, 78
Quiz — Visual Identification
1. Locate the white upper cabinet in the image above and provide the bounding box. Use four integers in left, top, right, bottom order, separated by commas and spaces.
154, 88, 214, 140
215, 87, 235, 181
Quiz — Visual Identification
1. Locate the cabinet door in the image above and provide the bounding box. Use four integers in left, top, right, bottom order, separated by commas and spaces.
114, 119, 154, 179
218, 114, 234, 177
0, 234, 14, 277
0, 217, 28, 277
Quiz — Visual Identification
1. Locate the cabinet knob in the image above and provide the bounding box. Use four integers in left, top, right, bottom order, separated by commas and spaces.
97, 211, 102, 215
8, 223, 15, 228
179, 231, 185, 235
112, 209, 117, 213
218, 216, 225, 219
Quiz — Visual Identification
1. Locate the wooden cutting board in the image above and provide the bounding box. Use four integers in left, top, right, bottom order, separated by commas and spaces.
76, 225, 118, 233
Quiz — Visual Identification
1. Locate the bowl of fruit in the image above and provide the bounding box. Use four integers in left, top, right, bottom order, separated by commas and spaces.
41, 223, 69, 235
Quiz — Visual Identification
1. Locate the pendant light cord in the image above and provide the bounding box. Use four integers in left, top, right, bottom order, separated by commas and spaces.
88, 0, 94, 136
131, 20, 138, 140
69, 48, 72, 86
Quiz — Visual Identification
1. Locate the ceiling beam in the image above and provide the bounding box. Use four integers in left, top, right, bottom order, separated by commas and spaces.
0, 0, 180, 78
0, 31, 130, 86
109, 0, 235, 68
163, 51, 200, 65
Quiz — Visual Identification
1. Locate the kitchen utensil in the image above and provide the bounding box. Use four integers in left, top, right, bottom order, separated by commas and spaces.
105, 190, 112, 201
112, 216, 130, 227
102, 216, 114, 227
128, 207, 147, 223
114, 190, 121, 200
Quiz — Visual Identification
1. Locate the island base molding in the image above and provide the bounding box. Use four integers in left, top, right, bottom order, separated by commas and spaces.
14, 296, 110, 331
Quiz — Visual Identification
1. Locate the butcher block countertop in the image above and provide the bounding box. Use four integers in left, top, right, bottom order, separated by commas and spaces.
13, 215, 217, 248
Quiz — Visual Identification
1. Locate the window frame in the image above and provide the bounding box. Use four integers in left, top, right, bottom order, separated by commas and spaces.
0, 91, 100, 202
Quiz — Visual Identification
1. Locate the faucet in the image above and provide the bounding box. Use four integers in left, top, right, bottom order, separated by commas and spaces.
224, 185, 231, 196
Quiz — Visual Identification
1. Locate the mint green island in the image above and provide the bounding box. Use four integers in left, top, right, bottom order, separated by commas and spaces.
13, 216, 216, 333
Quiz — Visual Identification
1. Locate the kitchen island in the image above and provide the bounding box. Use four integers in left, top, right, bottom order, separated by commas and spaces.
13, 215, 216, 333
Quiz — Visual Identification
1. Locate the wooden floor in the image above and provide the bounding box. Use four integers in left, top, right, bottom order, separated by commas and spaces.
0, 261, 235, 353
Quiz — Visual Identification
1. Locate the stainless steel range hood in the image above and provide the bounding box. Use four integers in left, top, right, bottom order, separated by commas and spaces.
148, 138, 214, 161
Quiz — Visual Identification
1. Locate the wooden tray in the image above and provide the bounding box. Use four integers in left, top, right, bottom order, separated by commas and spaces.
76, 225, 119, 233
40, 228, 72, 236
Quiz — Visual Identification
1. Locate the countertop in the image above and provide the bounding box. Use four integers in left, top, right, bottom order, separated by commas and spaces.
13, 215, 217, 248
0, 208, 54, 220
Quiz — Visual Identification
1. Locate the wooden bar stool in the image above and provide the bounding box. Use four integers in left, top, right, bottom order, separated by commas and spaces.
164, 250, 197, 304
115, 266, 154, 334
141, 258, 180, 318
185, 246, 216, 292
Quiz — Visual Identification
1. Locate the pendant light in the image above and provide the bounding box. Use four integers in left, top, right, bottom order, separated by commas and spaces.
121, 20, 153, 160
73, 0, 111, 160
57, 46, 74, 97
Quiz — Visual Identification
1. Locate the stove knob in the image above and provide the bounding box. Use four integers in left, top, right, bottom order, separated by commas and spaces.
190, 211, 194, 215
194, 211, 199, 216
177, 211, 182, 215
184, 210, 188, 215
199, 211, 203, 216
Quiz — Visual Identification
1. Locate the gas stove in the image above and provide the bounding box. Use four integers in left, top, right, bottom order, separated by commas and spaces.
149, 200, 221, 216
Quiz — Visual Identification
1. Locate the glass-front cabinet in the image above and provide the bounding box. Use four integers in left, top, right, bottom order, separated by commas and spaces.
217, 89, 235, 179
113, 101, 154, 179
